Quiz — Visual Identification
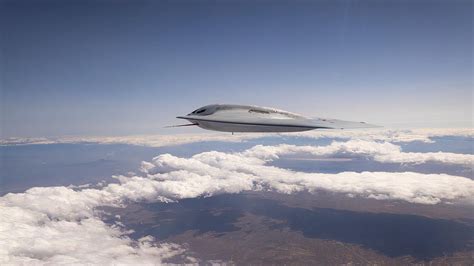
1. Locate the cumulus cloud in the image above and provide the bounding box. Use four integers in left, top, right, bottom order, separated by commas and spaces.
244, 140, 474, 166
0, 208, 186, 264
1, 128, 472, 147
140, 150, 474, 205
0, 186, 195, 264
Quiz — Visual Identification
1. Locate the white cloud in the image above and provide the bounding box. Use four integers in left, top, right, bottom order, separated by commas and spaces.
244, 140, 474, 166
1, 206, 186, 264
0, 186, 195, 264
1, 128, 472, 147
140, 150, 474, 205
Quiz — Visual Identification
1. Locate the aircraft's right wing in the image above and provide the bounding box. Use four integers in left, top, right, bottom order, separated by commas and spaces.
309, 118, 381, 129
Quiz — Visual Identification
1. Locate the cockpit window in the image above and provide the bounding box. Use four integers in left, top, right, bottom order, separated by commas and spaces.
190, 108, 202, 114
189, 107, 214, 116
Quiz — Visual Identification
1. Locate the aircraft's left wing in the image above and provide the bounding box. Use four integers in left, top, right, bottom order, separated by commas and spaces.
164, 123, 198, 128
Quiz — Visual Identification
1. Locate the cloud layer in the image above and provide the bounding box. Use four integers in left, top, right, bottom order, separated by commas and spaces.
288, 128, 474, 143
1, 137, 473, 264
1, 128, 472, 147
0, 133, 264, 147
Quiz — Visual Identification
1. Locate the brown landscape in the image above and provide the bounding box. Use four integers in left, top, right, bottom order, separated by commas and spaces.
104, 191, 474, 265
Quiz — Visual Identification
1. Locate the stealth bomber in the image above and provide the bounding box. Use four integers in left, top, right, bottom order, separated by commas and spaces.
173, 104, 378, 133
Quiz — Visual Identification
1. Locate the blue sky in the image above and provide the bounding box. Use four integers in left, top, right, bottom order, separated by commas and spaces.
1, 0, 472, 137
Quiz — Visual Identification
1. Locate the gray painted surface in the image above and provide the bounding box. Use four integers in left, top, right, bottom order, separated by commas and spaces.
177, 104, 378, 132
